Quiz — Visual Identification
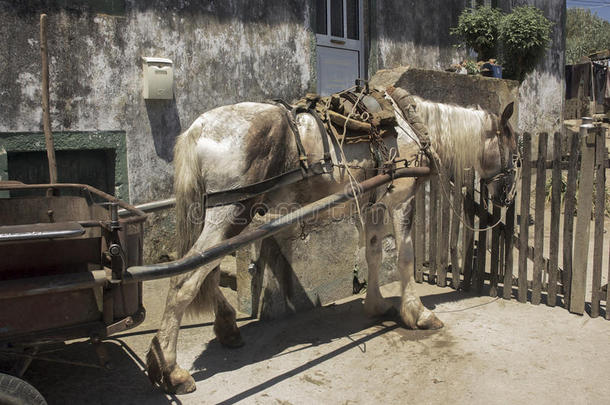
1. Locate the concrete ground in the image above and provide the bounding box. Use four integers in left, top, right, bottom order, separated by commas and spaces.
20, 278, 610, 405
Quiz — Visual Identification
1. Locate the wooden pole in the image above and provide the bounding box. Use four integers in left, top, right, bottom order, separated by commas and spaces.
570, 121, 595, 315
40, 14, 57, 185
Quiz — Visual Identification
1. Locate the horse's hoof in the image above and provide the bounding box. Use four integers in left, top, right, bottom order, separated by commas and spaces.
416, 310, 444, 330
167, 367, 196, 394
218, 331, 245, 348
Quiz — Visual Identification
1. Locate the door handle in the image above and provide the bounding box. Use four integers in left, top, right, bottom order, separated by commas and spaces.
330, 39, 346, 45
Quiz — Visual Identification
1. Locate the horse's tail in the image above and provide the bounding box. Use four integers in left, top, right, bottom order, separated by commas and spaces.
174, 118, 206, 257
174, 118, 219, 316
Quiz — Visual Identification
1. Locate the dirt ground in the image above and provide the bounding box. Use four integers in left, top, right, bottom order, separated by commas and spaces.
19, 278, 610, 405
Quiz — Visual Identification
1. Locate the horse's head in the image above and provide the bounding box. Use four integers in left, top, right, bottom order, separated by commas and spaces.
480, 102, 518, 207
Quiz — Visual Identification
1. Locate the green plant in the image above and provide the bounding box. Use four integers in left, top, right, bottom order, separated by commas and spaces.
499, 6, 553, 81
566, 8, 610, 64
463, 59, 479, 75
450, 6, 503, 61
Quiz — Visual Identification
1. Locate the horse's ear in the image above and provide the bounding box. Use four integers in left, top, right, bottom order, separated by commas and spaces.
501, 102, 514, 126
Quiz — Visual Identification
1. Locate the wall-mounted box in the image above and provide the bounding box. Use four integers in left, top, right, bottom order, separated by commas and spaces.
142, 57, 173, 100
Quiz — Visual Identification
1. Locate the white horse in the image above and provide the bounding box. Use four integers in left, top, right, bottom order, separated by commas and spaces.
146, 87, 517, 394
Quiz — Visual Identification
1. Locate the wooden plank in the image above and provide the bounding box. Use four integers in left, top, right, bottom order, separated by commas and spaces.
462, 170, 475, 291
503, 201, 515, 299
450, 176, 462, 290
476, 180, 488, 293
532, 133, 547, 305
490, 204, 501, 297
571, 125, 595, 315
414, 180, 426, 283
438, 178, 451, 287
518, 133, 532, 303
547, 132, 562, 307
607, 241, 610, 319
429, 175, 439, 284
591, 126, 606, 317
563, 131, 580, 308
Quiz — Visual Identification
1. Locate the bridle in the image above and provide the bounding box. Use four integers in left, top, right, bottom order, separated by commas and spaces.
482, 124, 519, 207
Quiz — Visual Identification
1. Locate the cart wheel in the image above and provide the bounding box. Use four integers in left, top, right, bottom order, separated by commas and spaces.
0, 372, 47, 405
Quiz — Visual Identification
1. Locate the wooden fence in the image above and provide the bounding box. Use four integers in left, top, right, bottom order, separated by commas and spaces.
413, 124, 610, 320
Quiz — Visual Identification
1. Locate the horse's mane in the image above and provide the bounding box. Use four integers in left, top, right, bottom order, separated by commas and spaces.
412, 96, 493, 180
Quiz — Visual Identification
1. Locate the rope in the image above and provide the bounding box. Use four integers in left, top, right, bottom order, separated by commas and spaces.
326, 86, 369, 227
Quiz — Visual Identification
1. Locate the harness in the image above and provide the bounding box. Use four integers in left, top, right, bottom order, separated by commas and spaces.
202, 84, 401, 208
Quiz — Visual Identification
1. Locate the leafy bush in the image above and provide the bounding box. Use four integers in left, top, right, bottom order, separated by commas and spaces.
450, 6, 503, 61
499, 6, 553, 82
451, 5, 553, 82
566, 8, 610, 64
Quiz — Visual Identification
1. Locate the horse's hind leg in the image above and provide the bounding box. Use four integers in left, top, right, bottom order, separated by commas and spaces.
146, 205, 248, 394
362, 204, 393, 316
392, 199, 443, 330
202, 266, 243, 347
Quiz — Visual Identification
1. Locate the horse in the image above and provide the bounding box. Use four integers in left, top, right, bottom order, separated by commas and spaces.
145, 87, 517, 394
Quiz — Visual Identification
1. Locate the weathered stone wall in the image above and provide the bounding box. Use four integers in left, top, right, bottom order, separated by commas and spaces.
371, 0, 565, 135
370, 0, 470, 74
497, 0, 565, 135
0, 0, 315, 205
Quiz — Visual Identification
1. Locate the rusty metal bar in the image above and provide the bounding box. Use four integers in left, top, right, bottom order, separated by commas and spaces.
118, 197, 176, 217
0, 269, 110, 300
0, 182, 147, 219
123, 166, 430, 282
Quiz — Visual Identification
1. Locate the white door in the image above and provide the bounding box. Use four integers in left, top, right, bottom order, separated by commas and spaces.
315, 0, 364, 96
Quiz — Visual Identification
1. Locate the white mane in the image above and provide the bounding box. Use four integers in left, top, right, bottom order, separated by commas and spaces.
412, 96, 493, 179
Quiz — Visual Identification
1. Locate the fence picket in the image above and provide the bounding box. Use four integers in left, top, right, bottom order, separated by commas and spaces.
490, 205, 501, 297
462, 170, 475, 290
571, 126, 595, 315
591, 126, 606, 318
503, 201, 515, 299
548, 132, 562, 307
414, 181, 426, 283
533, 133, 547, 305
429, 175, 440, 284
476, 181, 488, 293
563, 131, 580, 308
518, 133, 532, 303
450, 176, 462, 289
438, 179, 451, 287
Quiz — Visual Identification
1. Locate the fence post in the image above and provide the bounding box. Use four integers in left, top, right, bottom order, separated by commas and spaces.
570, 119, 595, 315
518, 133, 532, 303
533, 132, 547, 305
591, 125, 606, 318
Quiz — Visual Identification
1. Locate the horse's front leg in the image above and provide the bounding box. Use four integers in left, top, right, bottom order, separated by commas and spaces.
361, 204, 393, 316
392, 198, 444, 330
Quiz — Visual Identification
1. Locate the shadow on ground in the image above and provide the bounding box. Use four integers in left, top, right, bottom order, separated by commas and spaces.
12, 288, 474, 405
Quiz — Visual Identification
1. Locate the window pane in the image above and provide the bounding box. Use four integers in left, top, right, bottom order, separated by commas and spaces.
346, 0, 359, 40
330, 0, 344, 37
316, 0, 327, 35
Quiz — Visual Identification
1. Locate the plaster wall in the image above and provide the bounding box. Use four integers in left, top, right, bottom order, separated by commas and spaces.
0, 0, 314, 204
